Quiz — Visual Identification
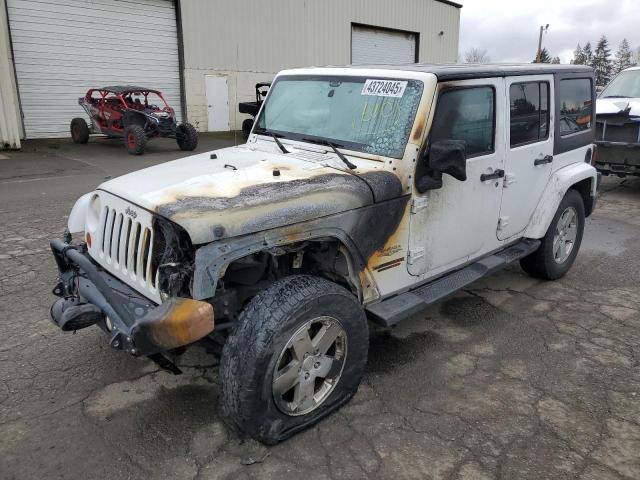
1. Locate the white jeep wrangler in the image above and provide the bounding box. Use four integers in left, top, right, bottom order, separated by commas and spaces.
51, 64, 599, 444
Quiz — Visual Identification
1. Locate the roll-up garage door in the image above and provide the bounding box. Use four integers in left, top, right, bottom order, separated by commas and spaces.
351, 24, 417, 65
7, 0, 182, 139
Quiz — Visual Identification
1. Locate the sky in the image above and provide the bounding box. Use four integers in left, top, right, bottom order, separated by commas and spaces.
458, 0, 640, 64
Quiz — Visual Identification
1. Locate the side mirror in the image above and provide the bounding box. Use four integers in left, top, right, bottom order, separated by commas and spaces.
416, 140, 467, 192
429, 140, 467, 181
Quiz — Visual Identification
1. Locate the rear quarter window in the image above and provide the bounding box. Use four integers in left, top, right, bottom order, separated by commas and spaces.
559, 79, 593, 136
510, 82, 550, 147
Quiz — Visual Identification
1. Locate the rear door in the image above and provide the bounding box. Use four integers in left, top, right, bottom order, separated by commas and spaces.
497, 75, 554, 240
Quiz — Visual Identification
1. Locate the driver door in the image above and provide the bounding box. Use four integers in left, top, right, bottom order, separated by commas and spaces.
407, 78, 506, 277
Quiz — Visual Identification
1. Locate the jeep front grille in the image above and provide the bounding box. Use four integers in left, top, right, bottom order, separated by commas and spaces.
86, 191, 161, 303
99, 206, 156, 287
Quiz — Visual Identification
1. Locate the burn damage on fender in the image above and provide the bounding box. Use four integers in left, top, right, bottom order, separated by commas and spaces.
191, 193, 411, 302
359, 171, 404, 202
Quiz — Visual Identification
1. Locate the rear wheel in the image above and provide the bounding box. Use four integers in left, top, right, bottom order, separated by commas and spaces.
220, 275, 368, 444
123, 125, 147, 155
70, 118, 90, 144
520, 189, 585, 280
176, 123, 198, 151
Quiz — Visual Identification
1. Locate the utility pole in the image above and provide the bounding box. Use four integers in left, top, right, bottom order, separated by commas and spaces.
535, 24, 549, 63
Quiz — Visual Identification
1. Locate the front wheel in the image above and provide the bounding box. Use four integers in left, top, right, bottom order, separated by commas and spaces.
176, 123, 198, 151
220, 275, 369, 444
123, 125, 147, 155
520, 189, 585, 280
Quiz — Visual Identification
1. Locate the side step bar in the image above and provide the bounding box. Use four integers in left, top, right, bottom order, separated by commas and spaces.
365, 239, 540, 327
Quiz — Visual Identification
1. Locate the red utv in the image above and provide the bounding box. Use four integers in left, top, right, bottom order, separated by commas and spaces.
70, 86, 198, 155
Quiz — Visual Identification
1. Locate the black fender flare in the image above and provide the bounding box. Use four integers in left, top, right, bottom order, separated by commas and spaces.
192, 226, 377, 302
122, 110, 148, 129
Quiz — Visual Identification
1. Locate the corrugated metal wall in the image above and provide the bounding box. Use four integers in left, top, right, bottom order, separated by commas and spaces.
0, 0, 22, 149
7, 0, 182, 139
180, 0, 460, 130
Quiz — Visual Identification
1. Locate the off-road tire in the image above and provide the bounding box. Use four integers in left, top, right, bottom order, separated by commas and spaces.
220, 275, 369, 445
241, 118, 254, 137
123, 125, 147, 155
70, 118, 90, 144
520, 189, 585, 280
176, 123, 198, 151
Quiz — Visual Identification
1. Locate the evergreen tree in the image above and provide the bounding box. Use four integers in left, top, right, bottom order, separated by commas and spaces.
583, 42, 594, 66
613, 38, 634, 75
571, 44, 586, 65
551, 56, 561, 64
593, 35, 613, 86
534, 47, 552, 63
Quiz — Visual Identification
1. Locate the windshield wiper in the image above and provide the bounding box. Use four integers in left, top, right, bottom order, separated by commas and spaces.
603, 95, 631, 98
302, 137, 357, 170
255, 127, 290, 154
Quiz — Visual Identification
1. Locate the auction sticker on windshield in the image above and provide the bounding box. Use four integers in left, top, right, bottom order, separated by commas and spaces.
361, 79, 407, 98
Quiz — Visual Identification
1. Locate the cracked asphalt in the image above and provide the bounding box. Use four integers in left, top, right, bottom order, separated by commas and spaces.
1, 136, 639, 480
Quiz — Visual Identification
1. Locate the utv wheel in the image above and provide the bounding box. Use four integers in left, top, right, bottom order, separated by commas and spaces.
176, 123, 198, 151
70, 118, 90, 144
220, 275, 368, 445
123, 125, 147, 155
520, 189, 585, 280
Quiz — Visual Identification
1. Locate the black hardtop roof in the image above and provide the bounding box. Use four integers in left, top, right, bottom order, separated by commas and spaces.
99, 86, 160, 94
340, 63, 594, 81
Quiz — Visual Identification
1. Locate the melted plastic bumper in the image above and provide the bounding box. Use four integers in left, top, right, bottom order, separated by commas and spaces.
49, 239, 214, 358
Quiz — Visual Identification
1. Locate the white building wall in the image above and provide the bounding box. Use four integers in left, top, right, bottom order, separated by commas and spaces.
0, 0, 22, 149
180, 0, 460, 131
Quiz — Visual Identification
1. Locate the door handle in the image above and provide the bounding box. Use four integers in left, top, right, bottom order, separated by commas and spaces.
534, 155, 553, 166
480, 169, 505, 182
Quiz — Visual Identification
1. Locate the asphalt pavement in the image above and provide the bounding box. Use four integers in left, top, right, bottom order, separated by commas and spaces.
1, 135, 639, 480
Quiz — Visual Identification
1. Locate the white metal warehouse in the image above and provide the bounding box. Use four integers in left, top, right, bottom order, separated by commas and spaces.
0, 0, 461, 148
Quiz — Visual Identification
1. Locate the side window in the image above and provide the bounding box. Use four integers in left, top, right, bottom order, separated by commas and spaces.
559, 79, 592, 136
509, 82, 549, 147
430, 86, 495, 157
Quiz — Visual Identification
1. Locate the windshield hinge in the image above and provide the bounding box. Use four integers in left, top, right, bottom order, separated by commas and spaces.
411, 196, 429, 214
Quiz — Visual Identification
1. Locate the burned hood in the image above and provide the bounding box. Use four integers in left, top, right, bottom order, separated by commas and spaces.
596, 97, 640, 121
99, 146, 402, 244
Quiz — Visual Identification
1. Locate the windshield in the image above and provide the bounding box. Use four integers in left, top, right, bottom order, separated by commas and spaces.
600, 69, 640, 98
255, 76, 424, 158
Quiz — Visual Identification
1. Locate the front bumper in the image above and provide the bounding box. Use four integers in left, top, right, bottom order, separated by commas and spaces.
49, 239, 214, 359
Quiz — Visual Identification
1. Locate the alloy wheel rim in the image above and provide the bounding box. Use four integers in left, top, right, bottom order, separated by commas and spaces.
272, 316, 347, 416
553, 206, 578, 263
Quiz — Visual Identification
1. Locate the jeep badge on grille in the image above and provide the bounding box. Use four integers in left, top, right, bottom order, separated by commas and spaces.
125, 206, 137, 219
